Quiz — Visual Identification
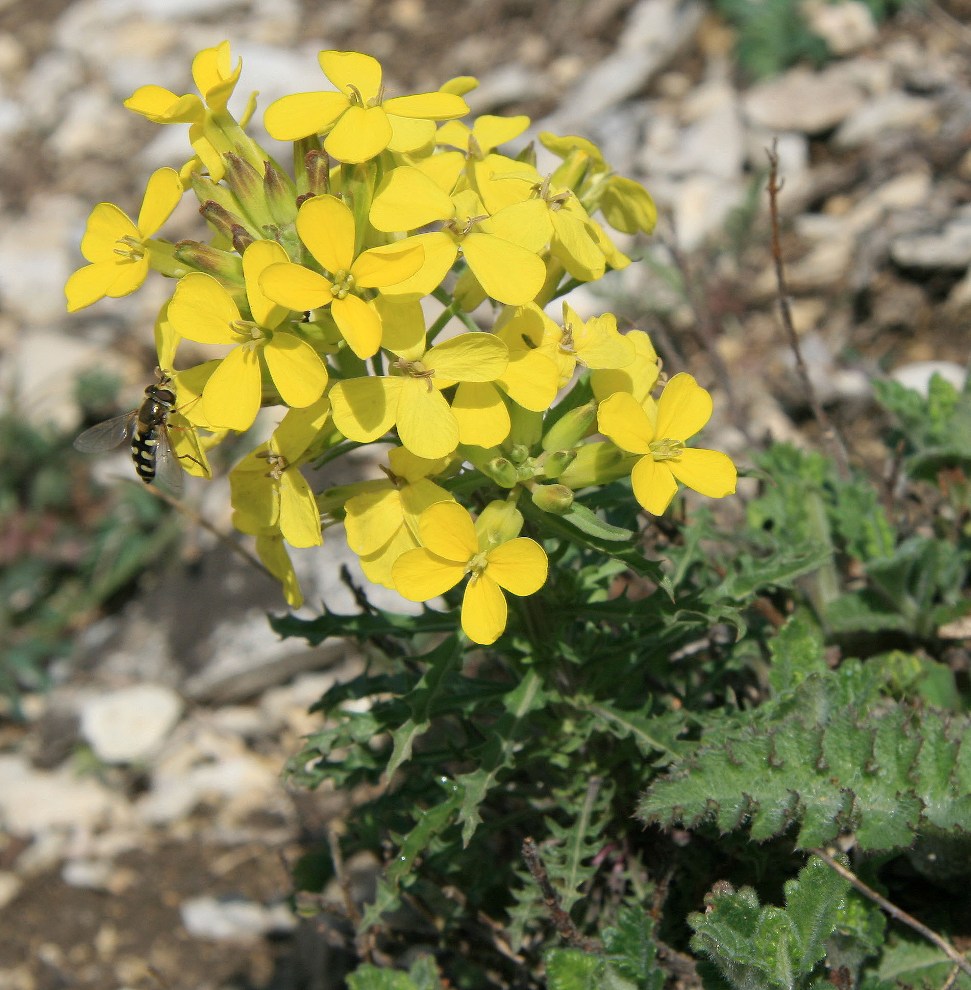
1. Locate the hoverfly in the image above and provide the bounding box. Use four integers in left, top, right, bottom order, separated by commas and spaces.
74, 371, 187, 494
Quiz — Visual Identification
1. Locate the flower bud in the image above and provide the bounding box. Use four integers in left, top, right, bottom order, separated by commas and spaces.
557, 441, 637, 490
542, 449, 577, 479
231, 225, 255, 255
199, 200, 251, 241
263, 160, 298, 227
482, 456, 520, 489
530, 484, 574, 515
475, 499, 523, 546
541, 400, 597, 452
223, 152, 276, 232
303, 149, 331, 198
173, 240, 244, 282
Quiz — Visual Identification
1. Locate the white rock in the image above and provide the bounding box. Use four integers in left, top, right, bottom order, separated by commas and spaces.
743, 65, 865, 133
0, 755, 125, 837
891, 210, 971, 270
834, 92, 937, 148
79, 685, 183, 764
890, 361, 967, 397
803, 0, 878, 55
49, 89, 131, 160
653, 174, 746, 251
180, 896, 297, 940
62, 858, 115, 890
0, 872, 22, 910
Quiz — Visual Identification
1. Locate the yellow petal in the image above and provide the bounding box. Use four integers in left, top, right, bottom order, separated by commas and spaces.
332, 295, 383, 359
380, 231, 457, 296
370, 166, 453, 232
324, 104, 392, 163
345, 488, 401, 555
482, 199, 552, 253
203, 345, 261, 431
374, 295, 427, 360
124, 85, 201, 123
260, 262, 333, 311
630, 456, 678, 515
462, 232, 546, 306
386, 115, 437, 155
279, 469, 322, 548
80, 203, 137, 262
383, 92, 469, 120
669, 448, 737, 499
255, 534, 304, 608
392, 547, 465, 601
352, 241, 425, 290
65, 264, 113, 312
330, 377, 400, 443
168, 272, 239, 344
242, 239, 291, 328
273, 394, 332, 460
597, 393, 653, 454
395, 380, 460, 459
319, 50, 382, 101
499, 350, 559, 411
451, 382, 510, 448
418, 501, 477, 562
296, 195, 355, 274
264, 90, 347, 140
427, 332, 508, 383
655, 373, 712, 441
600, 175, 658, 235
137, 167, 183, 236
360, 524, 420, 589
263, 333, 329, 407
485, 538, 548, 596
461, 573, 507, 645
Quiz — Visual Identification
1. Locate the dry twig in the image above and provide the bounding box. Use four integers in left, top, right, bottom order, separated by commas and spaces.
813, 847, 971, 979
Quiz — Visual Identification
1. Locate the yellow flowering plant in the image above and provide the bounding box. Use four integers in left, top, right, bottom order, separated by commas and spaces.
66, 43, 746, 974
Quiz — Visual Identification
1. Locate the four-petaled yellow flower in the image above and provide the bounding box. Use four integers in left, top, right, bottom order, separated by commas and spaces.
260, 195, 425, 360
597, 373, 737, 515
263, 50, 469, 162
168, 239, 329, 431
65, 167, 183, 312
392, 501, 548, 645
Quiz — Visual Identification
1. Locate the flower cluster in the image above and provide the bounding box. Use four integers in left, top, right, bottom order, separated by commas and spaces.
67, 44, 737, 645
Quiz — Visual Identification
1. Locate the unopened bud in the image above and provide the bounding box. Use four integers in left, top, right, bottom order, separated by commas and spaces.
174, 240, 244, 282
199, 200, 249, 242
483, 456, 520, 488
223, 152, 275, 232
541, 400, 597, 452
530, 484, 574, 515
263, 160, 297, 227
476, 499, 523, 545
191, 173, 244, 219
231, 225, 255, 255
303, 149, 331, 197
542, 449, 577, 479
557, 441, 636, 490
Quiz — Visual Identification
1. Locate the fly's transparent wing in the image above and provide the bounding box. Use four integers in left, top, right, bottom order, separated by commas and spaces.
152, 425, 184, 496
73, 412, 136, 453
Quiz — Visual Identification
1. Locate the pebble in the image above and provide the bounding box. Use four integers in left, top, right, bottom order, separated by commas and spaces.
79, 684, 183, 764
803, 0, 878, 55
834, 91, 938, 148
743, 65, 865, 133
891, 208, 971, 270
890, 361, 967, 397
180, 896, 298, 940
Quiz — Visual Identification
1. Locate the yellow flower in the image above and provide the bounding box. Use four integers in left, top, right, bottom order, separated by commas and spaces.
329, 330, 509, 459
230, 396, 331, 549
263, 50, 469, 163
168, 239, 329, 431
344, 448, 454, 588
125, 41, 261, 181
65, 167, 182, 312
590, 330, 660, 406
260, 195, 425, 360
370, 172, 551, 305
392, 501, 548, 645
597, 373, 737, 514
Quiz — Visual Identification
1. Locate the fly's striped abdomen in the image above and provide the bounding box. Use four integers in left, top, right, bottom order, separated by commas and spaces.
131, 426, 160, 483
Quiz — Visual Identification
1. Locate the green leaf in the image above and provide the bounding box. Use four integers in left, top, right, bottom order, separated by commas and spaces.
767, 612, 828, 696
874, 937, 971, 990
545, 949, 605, 990
602, 905, 665, 990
